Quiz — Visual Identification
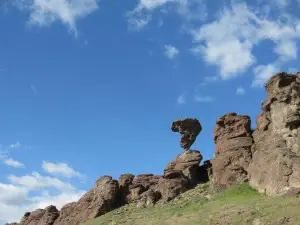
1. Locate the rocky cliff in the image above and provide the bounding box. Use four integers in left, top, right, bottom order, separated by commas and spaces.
248, 72, 300, 196
7, 72, 300, 225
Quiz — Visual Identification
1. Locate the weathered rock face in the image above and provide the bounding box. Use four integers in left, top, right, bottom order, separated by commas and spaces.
164, 150, 203, 184
248, 72, 300, 196
7, 206, 59, 225
53, 176, 119, 225
212, 113, 253, 188
118, 174, 135, 204
171, 118, 202, 150
124, 173, 190, 208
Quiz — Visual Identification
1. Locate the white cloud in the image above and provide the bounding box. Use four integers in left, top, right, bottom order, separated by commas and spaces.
191, 2, 300, 84
8, 172, 76, 192
236, 87, 245, 95
4, 158, 24, 168
138, 0, 174, 10
42, 161, 83, 178
128, 0, 206, 30
0, 174, 85, 223
12, 0, 100, 35
274, 40, 297, 60
177, 94, 186, 104
194, 95, 215, 102
252, 64, 280, 87
164, 45, 179, 59
9, 142, 22, 149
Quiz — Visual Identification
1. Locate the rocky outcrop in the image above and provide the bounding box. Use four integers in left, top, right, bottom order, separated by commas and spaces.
118, 173, 135, 204
5, 206, 59, 225
124, 173, 190, 208
53, 176, 119, 225
171, 118, 202, 150
164, 150, 203, 184
7, 117, 207, 224
212, 113, 253, 188
248, 72, 300, 196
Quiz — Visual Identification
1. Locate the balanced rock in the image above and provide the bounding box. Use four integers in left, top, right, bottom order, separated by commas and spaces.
171, 118, 202, 150
164, 150, 203, 184
53, 176, 119, 225
212, 113, 253, 188
7, 205, 59, 225
248, 72, 300, 196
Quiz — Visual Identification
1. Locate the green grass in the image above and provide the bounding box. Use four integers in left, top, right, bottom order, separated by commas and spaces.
83, 183, 300, 225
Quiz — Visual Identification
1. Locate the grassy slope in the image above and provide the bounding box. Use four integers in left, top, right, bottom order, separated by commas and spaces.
84, 183, 300, 225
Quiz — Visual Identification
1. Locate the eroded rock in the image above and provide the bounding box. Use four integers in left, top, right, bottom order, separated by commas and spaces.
53, 176, 119, 225
7, 206, 59, 225
171, 118, 202, 150
248, 72, 300, 196
164, 150, 203, 184
212, 113, 253, 188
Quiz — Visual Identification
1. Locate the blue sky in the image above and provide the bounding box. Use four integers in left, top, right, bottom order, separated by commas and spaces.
1, 0, 300, 223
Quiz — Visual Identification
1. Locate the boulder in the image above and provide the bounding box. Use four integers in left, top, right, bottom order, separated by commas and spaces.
248, 72, 300, 196
7, 206, 59, 225
53, 176, 119, 225
164, 150, 203, 184
125, 173, 190, 207
212, 113, 253, 188
171, 118, 202, 150
126, 174, 161, 203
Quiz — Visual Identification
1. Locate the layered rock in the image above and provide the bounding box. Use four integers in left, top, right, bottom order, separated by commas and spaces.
5, 206, 59, 225
124, 173, 190, 208
53, 176, 119, 225
164, 150, 203, 184
248, 72, 300, 196
212, 113, 253, 188
171, 118, 202, 150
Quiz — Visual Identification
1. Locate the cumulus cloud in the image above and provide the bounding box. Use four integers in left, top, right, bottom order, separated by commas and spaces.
4, 158, 24, 168
42, 161, 83, 178
236, 87, 245, 95
1, 172, 85, 223
164, 45, 179, 59
12, 0, 100, 34
191, 2, 300, 84
194, 95, 214, 102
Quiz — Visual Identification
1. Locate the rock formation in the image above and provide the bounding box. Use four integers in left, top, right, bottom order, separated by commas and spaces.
53, 176, 119, 225
166, 118, 208, 185
212, 113, 253, 188
124, 173, 190, 208
5, 206, 59, 225
164, 150, 203, 184
248, 72, 300, 196
171, 118, 202, 150
118, 173, 135, 204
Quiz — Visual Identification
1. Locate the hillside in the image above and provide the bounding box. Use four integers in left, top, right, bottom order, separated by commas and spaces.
85, 183, 300, 225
